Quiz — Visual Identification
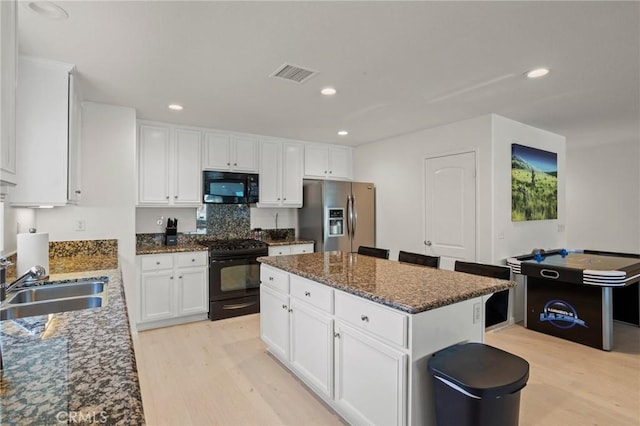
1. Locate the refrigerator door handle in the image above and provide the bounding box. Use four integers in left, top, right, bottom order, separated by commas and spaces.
351, 194, 357, 239
346, 195, 353, 239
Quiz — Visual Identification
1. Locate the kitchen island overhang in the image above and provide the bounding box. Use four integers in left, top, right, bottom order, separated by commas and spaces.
258, 251, 515, 426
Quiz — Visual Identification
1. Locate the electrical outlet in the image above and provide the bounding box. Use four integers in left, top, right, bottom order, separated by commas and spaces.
473, 302, 482, 324
557, 224, 565, 232
76, 220, 86, 231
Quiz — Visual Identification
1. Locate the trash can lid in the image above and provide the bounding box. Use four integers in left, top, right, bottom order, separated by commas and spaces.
427, 342, 529, 398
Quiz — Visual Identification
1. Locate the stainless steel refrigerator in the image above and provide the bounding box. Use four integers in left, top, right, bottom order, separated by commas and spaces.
298, 179, 376, 252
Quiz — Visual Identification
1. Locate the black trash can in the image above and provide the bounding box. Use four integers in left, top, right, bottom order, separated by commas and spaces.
427, 342, 529, 426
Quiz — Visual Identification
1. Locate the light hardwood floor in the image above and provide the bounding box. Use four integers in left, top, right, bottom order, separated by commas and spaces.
134, 315, 640, 426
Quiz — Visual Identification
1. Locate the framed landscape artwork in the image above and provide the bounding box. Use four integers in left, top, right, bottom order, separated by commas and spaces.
511, 144, 558, 221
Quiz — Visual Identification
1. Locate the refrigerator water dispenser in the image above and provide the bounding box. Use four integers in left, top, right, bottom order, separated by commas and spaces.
328, 208, 344, 236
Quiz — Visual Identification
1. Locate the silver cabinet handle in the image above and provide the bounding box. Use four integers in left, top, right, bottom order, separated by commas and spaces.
304, 291, 311, 297
361, 315, 369, 322
282, 304, 287, 309
269, 276, 274, 281
178, 275, 182, 279
424, 240, 432, 246
156, 261, 160, 265
192, 259, 195, 262
75, 190, 81, 194
166, 196, 169, 199
334, 332, 340, 338
174, 195, 178, 199
288, 308, 293, 313
227, 162, 230, 166
234, 163, 237, 166
170, 276, 174, 280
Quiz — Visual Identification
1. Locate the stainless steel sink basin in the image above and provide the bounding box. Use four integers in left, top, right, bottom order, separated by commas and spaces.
6, 281, 106, 304
0, 279, 108, 321
0, 296, 103, 320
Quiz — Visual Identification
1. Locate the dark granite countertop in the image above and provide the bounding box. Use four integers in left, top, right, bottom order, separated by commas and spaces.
136, 243, 208, 255
258, 251, 515, 314
0, 269, 145, 425
264, 239, 315, 247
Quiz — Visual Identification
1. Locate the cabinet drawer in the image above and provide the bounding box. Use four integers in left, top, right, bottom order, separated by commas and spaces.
269, 246, 291, 256
290, 244, 314, 255
261, 264, 289, 294
140, 254, 174, 271
335, 291, 407, 348
290, 274, 333, 313
176, 251, 208, 268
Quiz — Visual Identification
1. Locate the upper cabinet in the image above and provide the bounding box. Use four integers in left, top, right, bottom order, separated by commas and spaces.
304, 144, 352, 180
12, 56, 82, 207
258, 138, 303, 208
202, 131, 258, 173
0, 0, 17, 187
138, 122, 201, 206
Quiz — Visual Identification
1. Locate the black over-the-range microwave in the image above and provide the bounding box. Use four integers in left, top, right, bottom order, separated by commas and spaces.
203, 171, 259, 204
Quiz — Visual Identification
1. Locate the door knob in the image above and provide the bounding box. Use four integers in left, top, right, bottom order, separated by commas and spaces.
424, 240, 432, 246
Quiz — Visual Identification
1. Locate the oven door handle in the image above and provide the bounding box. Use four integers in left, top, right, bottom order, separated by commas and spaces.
222, 302, 256, 310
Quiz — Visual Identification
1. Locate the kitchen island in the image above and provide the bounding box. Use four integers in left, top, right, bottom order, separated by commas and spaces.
258, 251, 514, 426
0, 268, 144, 424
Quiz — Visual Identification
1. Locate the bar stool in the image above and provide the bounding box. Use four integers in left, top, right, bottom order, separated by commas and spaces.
398, 250, 440, 268
357, 246, 390, 259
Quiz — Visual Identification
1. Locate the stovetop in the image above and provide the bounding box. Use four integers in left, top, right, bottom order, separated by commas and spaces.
199, 238, 268, 255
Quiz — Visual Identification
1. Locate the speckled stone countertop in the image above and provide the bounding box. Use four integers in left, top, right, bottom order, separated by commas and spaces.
258, 251, 515, 314
136, 242, 208, 255
0, 268, 145, 424
263, 239, 315, 247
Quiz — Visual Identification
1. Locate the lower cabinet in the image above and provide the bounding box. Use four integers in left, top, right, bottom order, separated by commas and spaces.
260, 264, 407, 425
138, 251, 208, 330
334, 321, 407, 426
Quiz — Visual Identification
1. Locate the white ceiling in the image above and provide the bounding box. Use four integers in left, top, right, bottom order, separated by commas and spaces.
18, 1, 640, 148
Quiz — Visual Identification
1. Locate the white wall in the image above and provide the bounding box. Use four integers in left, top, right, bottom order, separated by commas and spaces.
566, 140, 640, 253
354, 114, 566, 267
491, 115, 567, 262
35, 102, 138, 328
354, 115, 494, 264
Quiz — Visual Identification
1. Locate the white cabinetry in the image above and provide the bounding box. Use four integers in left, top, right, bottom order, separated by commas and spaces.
138, 251, 208, 330
304, 144, 352, 180
203, 131, 258, 172
258, 138, 303, 207
137, 122, 201, 206
260, 265, 408, 425
12, 56, 82, 206
0, 0, 17, 186
268, 243, 314, 256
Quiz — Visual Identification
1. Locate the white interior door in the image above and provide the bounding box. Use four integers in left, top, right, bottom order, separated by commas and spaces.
425, 152, 476, 270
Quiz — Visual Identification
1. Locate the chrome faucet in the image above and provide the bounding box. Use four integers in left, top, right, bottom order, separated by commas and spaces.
0, 265, 47, 302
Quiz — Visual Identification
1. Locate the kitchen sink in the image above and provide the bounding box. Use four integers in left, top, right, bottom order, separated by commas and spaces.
0, 296, 104, 320
0, 279, 108, 321
6, 281, 106, 304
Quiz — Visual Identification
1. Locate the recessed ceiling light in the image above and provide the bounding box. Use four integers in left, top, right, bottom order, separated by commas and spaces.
526, 68, 550, 79
24, 1, 69, 20
168, 104, 183, 111
337, 130, 348, 136
321, 87, 337, 96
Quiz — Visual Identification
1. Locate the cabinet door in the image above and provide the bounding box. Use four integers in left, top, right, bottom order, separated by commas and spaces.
258, 138, 281, 205
290, 299, 334, 399
0, 0, 17, 185
334, 322, 407, 426
203, 131, 231, 170
174, 128, 201, 205
67, 72, 82, 203
282, 142, 303, 206
140, 271, 175, 322
177, 267, 208, 315
233, 135, 258, 172
304, 145, 329, 178
328, 147, 352, 179
260, 284, 290, 362
138, 124, 170, 204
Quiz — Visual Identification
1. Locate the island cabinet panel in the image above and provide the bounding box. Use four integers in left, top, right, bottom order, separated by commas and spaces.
290, 298, 334, 399
261, 264, 289, 293
334, 321, 407, 426
335, 290, 408, 348
260, 284, 290, 362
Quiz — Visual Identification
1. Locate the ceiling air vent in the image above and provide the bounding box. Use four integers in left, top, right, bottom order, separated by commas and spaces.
271, 63, 317, 84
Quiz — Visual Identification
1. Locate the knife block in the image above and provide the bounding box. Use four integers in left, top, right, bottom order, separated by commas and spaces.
165, 226, 177, 246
